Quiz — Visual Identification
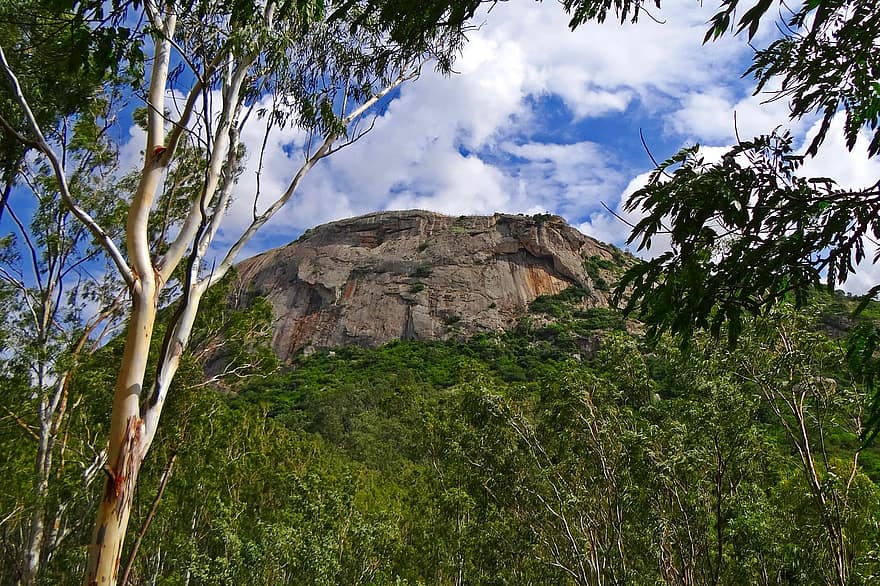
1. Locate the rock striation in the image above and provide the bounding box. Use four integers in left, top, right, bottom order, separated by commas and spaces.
232, 210, 620, 361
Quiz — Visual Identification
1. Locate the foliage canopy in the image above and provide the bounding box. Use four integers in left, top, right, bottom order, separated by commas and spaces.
615, 0, 880, 438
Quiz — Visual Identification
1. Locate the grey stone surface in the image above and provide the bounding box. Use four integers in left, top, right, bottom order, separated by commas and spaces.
232, 210, 617, 361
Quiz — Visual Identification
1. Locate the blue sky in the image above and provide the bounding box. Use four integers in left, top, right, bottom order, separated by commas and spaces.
114, 1, 878, 293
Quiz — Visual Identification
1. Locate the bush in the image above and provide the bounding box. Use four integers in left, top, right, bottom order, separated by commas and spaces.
573, 307, 625, 331
529, 286, 589, 317
411, 265, 432, 278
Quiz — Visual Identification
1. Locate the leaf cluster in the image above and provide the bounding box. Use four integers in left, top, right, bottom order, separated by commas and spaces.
562, 0, 660, 28
619, 0, 880, 440
0, 0, 141, 180
761, 0, 880, 155
330, 0, 480, 73
706, 0, 880, 157
619, 131, 880, 346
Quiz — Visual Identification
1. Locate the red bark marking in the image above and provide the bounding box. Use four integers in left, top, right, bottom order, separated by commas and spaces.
104, 416, 143, 515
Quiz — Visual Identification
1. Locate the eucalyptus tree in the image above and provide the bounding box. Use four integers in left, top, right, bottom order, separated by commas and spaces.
0, 0, 476, 582
729, 307, 879, 586
0, 89, 128, 584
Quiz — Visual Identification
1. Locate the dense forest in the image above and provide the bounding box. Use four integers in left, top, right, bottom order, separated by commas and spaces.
2, 0, 879, 583
3, 284, 879, 584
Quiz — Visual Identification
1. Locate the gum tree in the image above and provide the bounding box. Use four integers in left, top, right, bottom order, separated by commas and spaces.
0, 24, 129, 577
1, 0, 474, 582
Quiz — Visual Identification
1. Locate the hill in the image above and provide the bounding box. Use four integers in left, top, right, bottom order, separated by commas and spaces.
231, 210, 628, 360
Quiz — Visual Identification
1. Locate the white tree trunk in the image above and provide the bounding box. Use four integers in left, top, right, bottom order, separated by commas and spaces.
84, 288, 156, 585
1, 3, 426, 583
84, 6, 175, 580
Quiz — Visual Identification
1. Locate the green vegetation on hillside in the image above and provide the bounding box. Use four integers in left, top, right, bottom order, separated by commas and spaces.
182, 298, 880, 583
10, 290, 880, 584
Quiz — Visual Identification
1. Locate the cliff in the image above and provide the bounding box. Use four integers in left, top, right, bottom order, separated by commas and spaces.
232, 210, 620, 361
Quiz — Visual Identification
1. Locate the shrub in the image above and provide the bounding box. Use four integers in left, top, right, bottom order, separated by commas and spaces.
411, 265, 432, 278
530, 286, 589, 317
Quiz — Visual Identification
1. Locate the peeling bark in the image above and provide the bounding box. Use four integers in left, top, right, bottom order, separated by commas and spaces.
86, 414, 146, 585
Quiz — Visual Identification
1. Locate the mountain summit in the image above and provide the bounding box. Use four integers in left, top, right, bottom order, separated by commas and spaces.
232, 210, 621, 360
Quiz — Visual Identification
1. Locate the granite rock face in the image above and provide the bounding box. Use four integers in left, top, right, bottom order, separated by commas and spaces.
232, 210, 618, 361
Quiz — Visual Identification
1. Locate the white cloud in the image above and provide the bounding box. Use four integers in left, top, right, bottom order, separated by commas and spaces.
800, 116, 880, 189
385, 153, 510, 215
113, 0, 877, 292
214, 0, 759, 244
669, 87, 816, 145
500, 140, 623, 218
118, 124, 147, 175
577, 170, 666, 257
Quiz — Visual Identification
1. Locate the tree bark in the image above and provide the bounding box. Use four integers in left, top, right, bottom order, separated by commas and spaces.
21, 438, 48, 585
84, 289, 156, 585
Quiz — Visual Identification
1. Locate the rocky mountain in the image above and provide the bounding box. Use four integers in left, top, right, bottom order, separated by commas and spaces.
232, 210, 624, 361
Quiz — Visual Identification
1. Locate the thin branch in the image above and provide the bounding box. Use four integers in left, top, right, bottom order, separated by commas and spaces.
600, 201, 636, 229
639, 128, 670, 178
210, 69, 414, 285
252, 95, 279, 221
0, 505, 24, 528
119, 452, 177, 586
0, 44, 133, 287
158, 51, 255, 282
5, 201, 46, 293
164, 48, 231, 158
0, 113, 40, 149
324, 116, 377, 157
209, 129, 334, 285
2, 406, 39, 441
341, 68, 415, 127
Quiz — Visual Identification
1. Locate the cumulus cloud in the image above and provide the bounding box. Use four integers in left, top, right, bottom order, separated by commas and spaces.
667, 89, 807, 144
112, 1, 877, 295
800, 116, 880, 190
799, 116, 880, 294
576, 169, 683, 264
215, 0, 759, 244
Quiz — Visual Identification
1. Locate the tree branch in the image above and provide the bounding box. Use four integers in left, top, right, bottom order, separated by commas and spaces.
128, 13, 178, 284
158, 52, 255, 282
119, 452, 177, 586
2, 406, 39, 441
208, 68, 415, 285
0, 44, 133, 287
163, 48, 231, 160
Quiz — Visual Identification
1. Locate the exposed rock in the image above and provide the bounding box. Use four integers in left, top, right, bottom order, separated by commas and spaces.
232, 210, 619, 361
